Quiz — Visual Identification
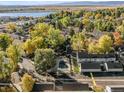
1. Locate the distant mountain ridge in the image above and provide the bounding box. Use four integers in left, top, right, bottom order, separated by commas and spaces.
61, 1, 124, 6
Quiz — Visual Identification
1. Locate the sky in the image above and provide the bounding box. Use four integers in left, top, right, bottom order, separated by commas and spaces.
0, 0, 124, 5
0, 0, 124, 1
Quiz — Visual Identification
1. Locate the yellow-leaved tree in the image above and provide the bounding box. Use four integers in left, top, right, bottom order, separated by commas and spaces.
47, 27, 65, 48
95, 13, 102, 19
0, 33, 13, 50
23, 36, 44, 55
23, 39, 35, 55
82, 18, 90, 26
98, 35, 113, 53
30, 23, 50, 38
6, 22, 17, 33
21, 73, 34, 92
71, 32, 86, 51
6, 45, 21, 71
31, 36, 44, 49
60, 16, 71, 27
88, 42, 100, 54
0, 51, 13, 80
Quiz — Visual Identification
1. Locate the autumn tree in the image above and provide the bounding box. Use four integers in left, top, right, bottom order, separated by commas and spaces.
113, 21, 124, 45
34, 48, 56, 74
16, 27, 24, 35
23, 36, 45, 56
31, 36, 44, 49
23, 39, 35, 55
30, 23, 50, 38
94, 19, 115, 32
6, 22, 17, 33
6, 45, 21, 71
88, 42, 100, 54
0, 51, 13, 80
29, 23, 65, 50
37, 17, 45, 23
117, 25, 124, 33
88, 35, 113, 54
95, 13, 102, 19
0, 51, 6, 79
121, 13, 124, 17
71, 32, 86, 63
21, 73, 34, 92
83, 12, 92, 18
60, 16, 71, 28
71, 32, 86, 51
47, 27, 65, 48
0, 34, 13, 50
82, 18, 90, 26
82, 18, 94, 32
113, 31, 123, 46
98, 35, 113, 53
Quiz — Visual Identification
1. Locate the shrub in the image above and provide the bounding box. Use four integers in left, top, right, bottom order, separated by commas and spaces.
93, 86, 104, 92
21, 73, 34, 92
